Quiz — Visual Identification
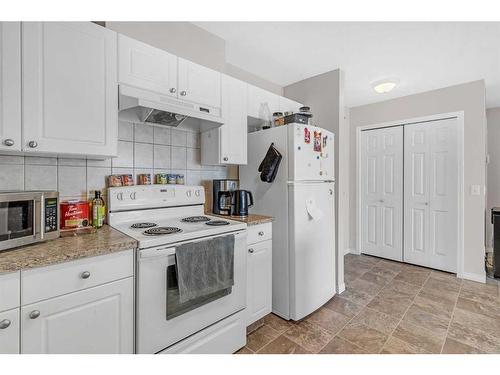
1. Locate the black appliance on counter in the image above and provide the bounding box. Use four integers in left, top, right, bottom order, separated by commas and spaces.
231, 190, 254, 217
491, 208, 500, 278
212, 179, 239, 216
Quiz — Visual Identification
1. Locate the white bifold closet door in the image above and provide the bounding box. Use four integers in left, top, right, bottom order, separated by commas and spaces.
360, 126, 403, 261
404, 118, 459, 272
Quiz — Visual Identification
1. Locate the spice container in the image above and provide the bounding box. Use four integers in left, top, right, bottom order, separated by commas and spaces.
60, 200, 90, 229
273, 112, 284, 127
138, 173, 152, 185
108, 175, 122, 187
121, 174, 134, 186
156, 173, 168, 184
167, 174, 177, 184
176, 174, 185, 185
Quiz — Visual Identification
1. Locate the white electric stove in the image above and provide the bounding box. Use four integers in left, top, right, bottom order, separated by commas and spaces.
108, 185, 248, 354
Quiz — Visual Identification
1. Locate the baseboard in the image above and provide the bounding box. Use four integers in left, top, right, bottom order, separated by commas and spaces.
462, 271, 486, 284
344, 248, 352, 256
337, 282, 346, 294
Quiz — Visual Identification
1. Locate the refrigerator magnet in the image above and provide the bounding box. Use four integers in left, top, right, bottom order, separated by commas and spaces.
304, 127, 311, 144
313, 131, 322, 152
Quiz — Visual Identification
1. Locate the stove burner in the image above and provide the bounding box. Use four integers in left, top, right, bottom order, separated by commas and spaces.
205, 220, 230, 226
130, 222, 157, 229
143, 227, 182, 236
182, 216, 212, 223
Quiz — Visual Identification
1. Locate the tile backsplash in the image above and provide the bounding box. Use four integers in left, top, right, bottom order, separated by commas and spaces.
0, 121, 229, 202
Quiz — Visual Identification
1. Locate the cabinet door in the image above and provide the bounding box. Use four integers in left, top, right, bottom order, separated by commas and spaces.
0, 308, 20, 354
0, 22, 21, 152
220, 74, 247, 164
247, 84, 280, 121
21, 278, 133, 354
118, 34, 177, 96
22, 22, 118, 157
279, 96, 302, 114
178, 58, 221, 108
247, 239, 272, 325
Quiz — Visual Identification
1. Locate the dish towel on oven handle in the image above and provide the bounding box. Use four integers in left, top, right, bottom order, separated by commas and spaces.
258, 143, 282, 183
175, 234, 235, 304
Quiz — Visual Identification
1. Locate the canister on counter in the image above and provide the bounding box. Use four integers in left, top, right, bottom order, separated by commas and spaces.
155, 173, 168, 184
176, 174, 185, 185
121, 174, 134, 186
108, 175, 122, 187
60, 200, 90, 229
167, 174, 177, 184
138, 173, 152, 185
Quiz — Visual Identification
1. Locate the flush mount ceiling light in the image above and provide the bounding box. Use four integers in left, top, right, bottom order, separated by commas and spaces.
372, 78, 399, 94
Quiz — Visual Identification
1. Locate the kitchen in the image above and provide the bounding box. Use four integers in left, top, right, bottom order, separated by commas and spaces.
1, 14, 500, 360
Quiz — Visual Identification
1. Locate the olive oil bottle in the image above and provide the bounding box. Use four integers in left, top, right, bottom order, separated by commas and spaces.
92, 191, 105, 229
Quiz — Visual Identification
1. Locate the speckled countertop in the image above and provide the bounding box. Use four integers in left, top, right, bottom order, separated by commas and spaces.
210, 213, 274, 226
0, 225, 137, 275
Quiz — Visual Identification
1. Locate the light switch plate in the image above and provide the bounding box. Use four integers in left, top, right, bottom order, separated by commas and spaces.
471, 185, 481, 195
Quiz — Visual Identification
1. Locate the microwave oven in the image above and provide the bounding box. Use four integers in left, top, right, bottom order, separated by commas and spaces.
0, 191, 59, 252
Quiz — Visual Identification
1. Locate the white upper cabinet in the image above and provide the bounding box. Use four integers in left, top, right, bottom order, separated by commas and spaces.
247, 84, 280, 120
279, 96, 303, 114
118, 34, 177, 96
0, 22, 21, 152
178, 58, 221, 109
22, 22, 118, 158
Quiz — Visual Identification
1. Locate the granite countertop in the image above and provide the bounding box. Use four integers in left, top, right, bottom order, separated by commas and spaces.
210, 213, 274, 226
0, 225, 137, 275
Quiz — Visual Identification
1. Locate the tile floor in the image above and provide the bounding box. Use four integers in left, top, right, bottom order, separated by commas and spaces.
237, 254, 500, 354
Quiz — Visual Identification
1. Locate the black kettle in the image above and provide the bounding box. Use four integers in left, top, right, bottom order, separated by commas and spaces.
231, 190, 253, 217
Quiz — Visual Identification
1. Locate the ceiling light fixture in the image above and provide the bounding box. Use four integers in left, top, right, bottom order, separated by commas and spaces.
372, 78, 399, 94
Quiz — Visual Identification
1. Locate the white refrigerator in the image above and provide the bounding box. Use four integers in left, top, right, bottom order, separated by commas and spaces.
240, 123, 336, 320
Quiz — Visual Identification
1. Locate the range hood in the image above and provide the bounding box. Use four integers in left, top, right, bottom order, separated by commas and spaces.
118, 85, 223, 129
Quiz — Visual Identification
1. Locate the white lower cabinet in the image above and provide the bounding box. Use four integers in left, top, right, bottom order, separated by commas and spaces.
246, 223, 272, 326
0, 308, 20, 354
21, 277, 134, 354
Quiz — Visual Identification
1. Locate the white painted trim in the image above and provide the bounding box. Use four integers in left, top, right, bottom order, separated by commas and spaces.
355, 111, 465, 278
337, 283, 346, 294
462, 272, 486, 284
344, 248, 352, 256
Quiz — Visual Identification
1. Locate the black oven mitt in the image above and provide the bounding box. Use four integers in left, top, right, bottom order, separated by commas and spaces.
258, 143, 282, 183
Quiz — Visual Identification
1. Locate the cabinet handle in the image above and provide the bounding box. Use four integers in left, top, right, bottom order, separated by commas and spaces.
28, 140, 38, 148
379, 199, 385, 203
0, 319, 11, 329
180, 91, 187, 96
29, 310, 40, 319
3, 139, 14, 147
248, 248, 254, 254
258, 231, 264, 236
169, 88, 177, 94
81, 271, 91, 279
223, 156, 229, 162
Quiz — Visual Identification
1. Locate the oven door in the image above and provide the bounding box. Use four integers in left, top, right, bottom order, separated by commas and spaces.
0, 193, 42, 251
136, 230, 247, 354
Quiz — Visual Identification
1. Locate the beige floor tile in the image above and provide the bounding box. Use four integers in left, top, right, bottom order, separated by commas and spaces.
422, 276, 461, 295
413, 292, 455, 320
380, 280, 420, 299
262, 313, 294, 334
441, 337, 484, 354
369, 264, 401, 280
304, 307, 351, 334
429, 270, 462, 286
324, 295, 365, 318
319, 336, 369, 354
344, 269, 365, 284
394, 270, 430, 286
351, 307, 400, 335
391, 320, 444, 353
376, 259, 403, 273
246, 325, 281, 352
348, 278, 383, 296
381, 336, 431, 354
462, 280, 499, 297
456, 297, 500, 321
402, 304, 450, 338
452, 307, 500, 337
360, 271, 394, 288
283, 320, 334, 353
258, 335, 311, 354
367, 294, 413, 319
247, 319, 265, 334
235, 346, 254, 354
459, 289, 500, 308
338, 321, 388, 353
340, 286, 376, 306
447, 321, 500, 353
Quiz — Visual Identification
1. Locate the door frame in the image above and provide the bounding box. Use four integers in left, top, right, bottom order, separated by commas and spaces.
355, 111, 465, 278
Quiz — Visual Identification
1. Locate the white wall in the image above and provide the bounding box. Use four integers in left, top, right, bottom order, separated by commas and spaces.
486, 107, 500, 251
105, 21, 283, 95
349, 80, 487, 280
284, 69, 347, 291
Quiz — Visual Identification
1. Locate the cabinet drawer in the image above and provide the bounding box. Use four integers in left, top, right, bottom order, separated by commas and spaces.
0, 271, 20, 312
247, 223, 272, 244
0, 308, 19, 354
22, 249, 134, 305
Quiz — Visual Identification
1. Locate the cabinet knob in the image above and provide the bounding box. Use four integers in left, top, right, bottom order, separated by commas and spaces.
0, 319, 11, 329
248, 248, 254, 254
169, 88, 177, 94
28, 140, 38, 148
258, 231, 264, 236
81, 271, 91, 279
180, 91, 187, 96
3, 139, 14, 147
223, 156, 229, 162
379, 199, 385, 203
29, 310, 40, 319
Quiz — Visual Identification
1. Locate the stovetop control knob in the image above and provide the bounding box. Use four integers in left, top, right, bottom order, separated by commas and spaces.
186, 190, 192, 197
130, 192, 137, 200
117, 192, 123, 201
195, 190, 200, 197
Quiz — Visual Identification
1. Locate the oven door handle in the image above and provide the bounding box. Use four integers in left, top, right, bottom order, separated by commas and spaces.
34, 197, 42, 240
139, 246, 176, 259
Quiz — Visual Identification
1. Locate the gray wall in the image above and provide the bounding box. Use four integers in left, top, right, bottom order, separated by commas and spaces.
486, 107, 500, 251
284, 69, 347, 290
106, 21, 283, 95
349, 80, 487, 279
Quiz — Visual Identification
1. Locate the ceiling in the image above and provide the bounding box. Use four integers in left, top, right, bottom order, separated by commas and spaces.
194, 22, 500, 108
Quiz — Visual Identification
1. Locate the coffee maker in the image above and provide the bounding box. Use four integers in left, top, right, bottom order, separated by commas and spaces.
212, 179, 239, 216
